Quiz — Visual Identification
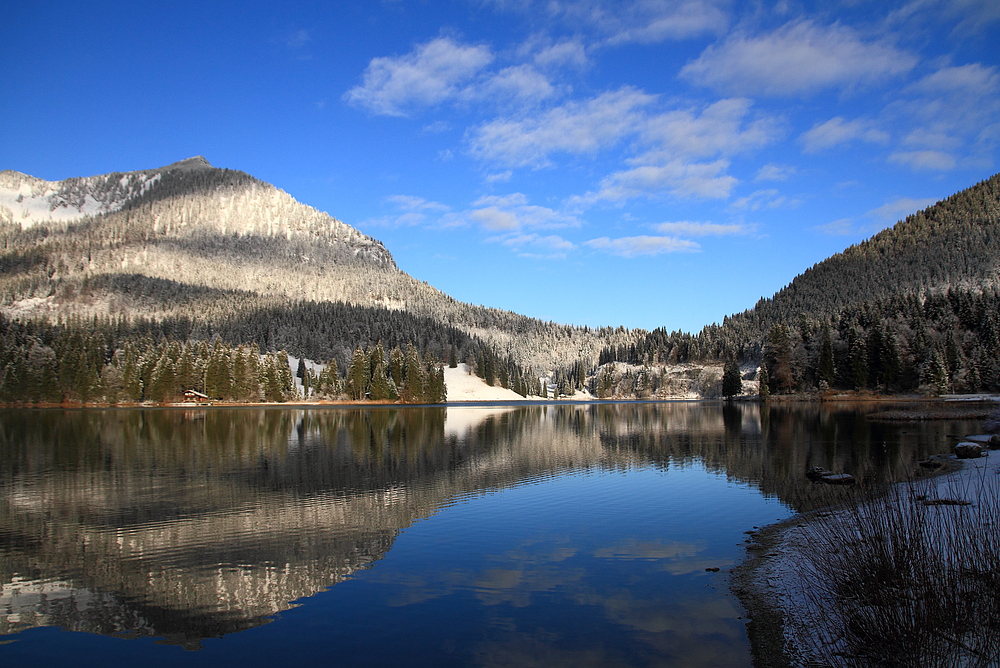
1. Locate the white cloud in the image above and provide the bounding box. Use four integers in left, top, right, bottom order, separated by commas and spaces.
466, 87, 655, 166
867, 197, 937, 221
287, 29, 311, 49
886, 63, 1000, 170
585, 235, 700, 257
533, 40, 588, 68
485, 0, 728, 43
469, 193, 580, 231
888, 150, 957, 171
344, 38, 494, 116
573, 158, 736, 204
654, 221, 747, 236
361, 212, 429, 227
637, 98, 780, 163
477, 64, 556, 103
537, 0, 728, 43
730, 188, 786, 211
946, 0, 1000, 33
799, 117, 889, 153
816, 196, 939, 236
908, 62, 1000, 97
601, 0, 730, 44
484, 170, 513, 183
815, 218, 856, 236
385, 195, 451, 212
473, 193, 529, 207
500, 233, 575, 250
422, 120, 451, 133
493, 233, 577, 258
754, 163, 796, 181
564, 98, 778, 207
680, 20, 917, 96
889, 0, 1000, 35
471, 207, 520, 230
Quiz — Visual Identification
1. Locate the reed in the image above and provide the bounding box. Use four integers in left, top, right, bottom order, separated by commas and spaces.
795, 467, 1000, 667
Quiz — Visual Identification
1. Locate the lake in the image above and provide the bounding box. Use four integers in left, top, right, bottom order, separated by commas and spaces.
0, 402, 979, 667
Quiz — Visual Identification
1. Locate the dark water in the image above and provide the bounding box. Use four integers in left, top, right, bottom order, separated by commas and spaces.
0, 402, 980, 666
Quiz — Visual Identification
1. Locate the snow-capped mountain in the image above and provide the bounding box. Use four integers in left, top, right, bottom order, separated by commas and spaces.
0, 166, 160, 227
0, 158, 634, 371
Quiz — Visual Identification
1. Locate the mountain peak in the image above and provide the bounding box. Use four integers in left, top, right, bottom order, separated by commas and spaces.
158, 156, 213, 172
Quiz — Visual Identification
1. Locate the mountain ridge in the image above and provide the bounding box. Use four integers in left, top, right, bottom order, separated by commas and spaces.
0, 159, 632, 373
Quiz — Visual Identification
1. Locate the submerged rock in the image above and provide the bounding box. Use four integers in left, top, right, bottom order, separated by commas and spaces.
806, 467, 855, 485
821, 473, 855, 485
806, 466, 831, 481
955, 442, 984, 459
918, 458, 945, 471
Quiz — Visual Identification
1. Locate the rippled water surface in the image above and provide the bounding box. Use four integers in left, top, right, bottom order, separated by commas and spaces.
0, 403, 979, 666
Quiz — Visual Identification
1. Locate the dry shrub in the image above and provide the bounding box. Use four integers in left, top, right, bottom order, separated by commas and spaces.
796, 469, 1000, 667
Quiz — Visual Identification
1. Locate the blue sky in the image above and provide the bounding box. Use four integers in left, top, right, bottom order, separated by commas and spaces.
3, 0, 999, 332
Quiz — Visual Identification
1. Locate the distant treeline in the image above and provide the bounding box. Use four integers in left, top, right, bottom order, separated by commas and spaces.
590, 172, 1000, 397
758, 288, 1000, 395
593, 286, 1000, 398
0, 313, 540, 404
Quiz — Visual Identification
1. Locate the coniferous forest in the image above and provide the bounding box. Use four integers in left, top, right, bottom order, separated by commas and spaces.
1, 159, 998, 403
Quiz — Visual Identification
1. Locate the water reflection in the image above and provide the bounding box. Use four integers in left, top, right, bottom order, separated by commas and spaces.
0, 402, 978, 659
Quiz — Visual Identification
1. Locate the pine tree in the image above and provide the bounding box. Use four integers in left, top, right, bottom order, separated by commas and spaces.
402, 343, 425, 403
849, 331, 868, 391
147, 349, 177, 403
274, 350, 295, 399
758, 364, 770, 402
818, 323, 835, 388
369, 341, 386, 388
722, 358, 742, 399
204, 340, 233, 400
389, 346, 405, 388
924, 349, 949, 396
369, 358, 398, 401
122, 344, 143, 402
346, 346, 370, 400
764, 324, 794, 393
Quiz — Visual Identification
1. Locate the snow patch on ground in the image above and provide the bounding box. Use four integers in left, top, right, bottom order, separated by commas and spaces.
444, 364, 534, 402
2, 297, 58, 319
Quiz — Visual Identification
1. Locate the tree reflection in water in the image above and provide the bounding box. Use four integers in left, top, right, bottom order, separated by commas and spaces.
0, 403, 978, 662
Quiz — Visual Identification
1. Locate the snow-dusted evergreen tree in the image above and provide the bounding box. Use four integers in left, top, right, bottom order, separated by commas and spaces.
402, 344, 425, 403
346, 346, 370, 400
722, 359, 742, 399
369, 358, 398, 401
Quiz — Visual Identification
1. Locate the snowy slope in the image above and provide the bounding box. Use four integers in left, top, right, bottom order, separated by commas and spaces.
444, 364, 535, 402
0, 169, 161, 227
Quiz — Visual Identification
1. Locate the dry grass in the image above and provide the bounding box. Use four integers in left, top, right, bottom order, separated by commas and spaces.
795, 467, 1000, 667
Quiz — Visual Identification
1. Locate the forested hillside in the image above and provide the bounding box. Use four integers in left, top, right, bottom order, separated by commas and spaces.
4, 158, 997, 403
593, 173, 1000, 397
708, 172, 1000, 359
0, 157, 634, 376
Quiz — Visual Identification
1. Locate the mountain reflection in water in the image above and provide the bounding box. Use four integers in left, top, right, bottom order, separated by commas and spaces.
0, 403, 977, 663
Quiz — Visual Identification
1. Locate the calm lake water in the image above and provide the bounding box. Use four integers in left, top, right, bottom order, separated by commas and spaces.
0, 402, 980, 667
